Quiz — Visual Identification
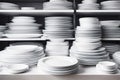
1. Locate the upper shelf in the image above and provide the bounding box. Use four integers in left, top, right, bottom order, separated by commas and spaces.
76, 10, 120, 15
0, 10, 74, 16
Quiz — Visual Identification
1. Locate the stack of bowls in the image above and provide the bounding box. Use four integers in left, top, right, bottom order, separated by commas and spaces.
101, 20, 120, 38
70, 17, 109, 65
101, 1, 120, 10
0, 2, 19, 10
37, 56, 79, 75
5, 16, 43, 38
45, 39, 69, 56
96, 61, 118, 74
43, 17, 73, 39
78, 0, 99, 10
0, 42, 45, 66
43, 0, 73, 10
113, 51, 120, 68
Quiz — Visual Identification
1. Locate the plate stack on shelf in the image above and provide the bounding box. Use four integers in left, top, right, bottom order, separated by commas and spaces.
101, 20, 120, 38
43, 17, 73, 39
0, 25, 7, 38
96, 61, 118, 74
5, 16, 43, 38
70, 17, 109, 65
37, 56, 79, 75
45, 39, 69, 56
78, 0, 100, 10
101, 1, 120, 10
0, 2, 19, 10
0, 42, 45, 66
43, 0, 73, 10
103, 43, 120, 58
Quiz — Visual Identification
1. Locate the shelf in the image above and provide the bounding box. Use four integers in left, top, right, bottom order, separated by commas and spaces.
0, 10, 74, 16
0, 66, 119, 75
76, 10, 120, 15
0, 38, 46, 41
102, 38, 120, 41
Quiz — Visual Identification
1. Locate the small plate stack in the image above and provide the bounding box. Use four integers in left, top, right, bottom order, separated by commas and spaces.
45, 39, 69, 56
37, 56, 79, 75
103, 43, 120, 58
70, 17, 109, 65
0, 2, 19, 10
0, 25, 7, 38
113, 51, 120, 68
43, 0, 73, 10
78, 0, 99, 10
43, 17, 73, 39
101, 1, 120, 10
101, 20, 120, 38
0, 42, 45, 66
96, 61, 118, 74
5, 16, 43, 38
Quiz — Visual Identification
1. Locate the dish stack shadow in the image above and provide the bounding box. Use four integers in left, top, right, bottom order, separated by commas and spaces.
43, 0, 73, 10
43, 17, 73, 39
5, 16, 43, 38
45, 39, 69, 56
0, 42, 45, 66
78, 0, 100, 10
70, 17, 109, 65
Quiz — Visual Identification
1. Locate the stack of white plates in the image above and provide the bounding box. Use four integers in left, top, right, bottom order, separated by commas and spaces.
5, 16, 43, 38
45, 39, 69, 56
78, 0, 99, 10
113, 51, 120, 68
5, 64, 29, 74
43, 17, 73, 39
0, 2, 19, 10
101, 1, 120, 10
0, 42, 45, 66
70, 17, 109, 65
101, 20, 120, 38
37, 56, 79, 75
43, 0, 73, 10
103, 43, 120, 58
96, 61, 118, 74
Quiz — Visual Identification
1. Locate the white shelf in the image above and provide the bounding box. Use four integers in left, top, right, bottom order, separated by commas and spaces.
0, 66, 119, 75
102, 38, 120, 41
0, 10, 74, 16
76, 10, 120, 15
0, 38, 46, 41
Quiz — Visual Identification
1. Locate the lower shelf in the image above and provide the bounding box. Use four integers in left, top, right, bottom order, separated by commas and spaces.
0, 66, 119, 75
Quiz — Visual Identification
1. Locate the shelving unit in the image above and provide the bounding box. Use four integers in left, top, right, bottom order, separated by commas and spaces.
0, 1, 120, 80
0, 10, 74, 16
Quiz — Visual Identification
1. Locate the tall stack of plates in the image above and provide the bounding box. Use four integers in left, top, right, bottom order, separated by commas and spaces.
0, 42, 45, 66
101, 1, 120, 10
5, 16, 43, 38
0, 2, 19, 10
43, 0, 73, 10
78, 0, 99, 10
70, 17, 109, 65
43, 17, 73, 39
37, 56, 79, 75
0, 25, 7, 38
45, 39, 69, 56
101, 20, 120, 38
113, 51, 120, 68
96, 61, 118, 74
